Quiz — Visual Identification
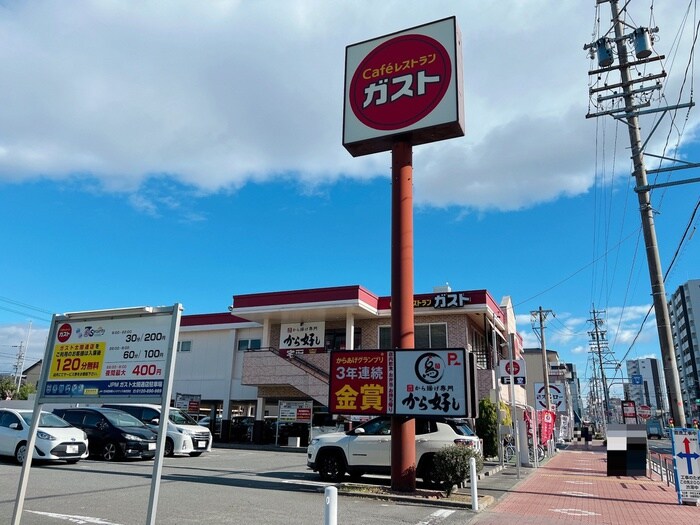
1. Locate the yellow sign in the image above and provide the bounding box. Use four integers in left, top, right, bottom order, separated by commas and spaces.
49, 342, 106, 379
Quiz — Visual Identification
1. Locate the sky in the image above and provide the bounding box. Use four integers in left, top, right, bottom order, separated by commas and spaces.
0, 1, 698, 403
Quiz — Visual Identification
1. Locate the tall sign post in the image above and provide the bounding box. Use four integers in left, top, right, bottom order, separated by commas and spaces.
344, 17, 464, 491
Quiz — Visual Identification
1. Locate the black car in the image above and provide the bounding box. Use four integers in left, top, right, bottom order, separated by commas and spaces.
53, 407, 157, 461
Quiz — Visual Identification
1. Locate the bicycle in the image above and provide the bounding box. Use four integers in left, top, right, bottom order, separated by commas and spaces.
503, 435, 545, 463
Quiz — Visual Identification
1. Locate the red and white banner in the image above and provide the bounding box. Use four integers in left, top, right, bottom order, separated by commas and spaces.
538, 409, 556, 445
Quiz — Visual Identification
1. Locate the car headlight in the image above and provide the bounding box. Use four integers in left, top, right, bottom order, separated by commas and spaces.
123, 433, 145, 441
37, 431, 56, 441
310, 438, 320, 446
179, 428, 196, 436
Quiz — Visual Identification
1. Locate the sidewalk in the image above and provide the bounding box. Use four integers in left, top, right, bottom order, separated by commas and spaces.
468, 440, 698, 525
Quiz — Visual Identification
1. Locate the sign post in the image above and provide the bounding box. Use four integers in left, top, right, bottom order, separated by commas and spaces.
12, 304, 182, 525
671, 428, 700, 505
343, 16, 464, 492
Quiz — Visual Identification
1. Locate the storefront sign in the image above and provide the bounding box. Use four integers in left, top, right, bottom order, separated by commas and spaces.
279, 321, 325, 357
329, 348, 473, 418
534, 382, 567, 412
278, 401, 313, 423
343, 17, 464, 156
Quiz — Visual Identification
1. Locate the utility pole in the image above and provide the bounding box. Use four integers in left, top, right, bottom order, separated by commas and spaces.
589, 307, 613, 433
584, 0, 694, 426
531, 307, 553, 410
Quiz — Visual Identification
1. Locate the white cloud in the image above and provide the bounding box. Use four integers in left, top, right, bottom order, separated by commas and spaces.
1, 1, 695, 213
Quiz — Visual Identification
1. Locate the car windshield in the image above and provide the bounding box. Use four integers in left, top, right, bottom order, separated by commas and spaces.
169, 409, 198, 425
20, 412, 72, 428
450, 420, 475, 436
104, 411, 146, 427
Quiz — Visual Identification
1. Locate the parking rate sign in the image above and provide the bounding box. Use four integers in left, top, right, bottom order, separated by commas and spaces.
671, 428, 700, 504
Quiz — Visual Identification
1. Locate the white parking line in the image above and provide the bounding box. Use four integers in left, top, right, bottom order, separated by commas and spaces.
415, 509, 456, 524
25, 510, 124, 524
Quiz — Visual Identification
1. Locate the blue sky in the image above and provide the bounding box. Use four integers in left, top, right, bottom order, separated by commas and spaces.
0, 1, 698, 403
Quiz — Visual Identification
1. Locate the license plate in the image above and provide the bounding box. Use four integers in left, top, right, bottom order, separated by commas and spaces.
148, 443, 156, 450
66, 445, 78, 454
198, 441, 207, 448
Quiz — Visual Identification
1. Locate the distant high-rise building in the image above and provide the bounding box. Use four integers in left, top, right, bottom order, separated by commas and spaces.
668, 279, 700, 420
626, 357, 668, 418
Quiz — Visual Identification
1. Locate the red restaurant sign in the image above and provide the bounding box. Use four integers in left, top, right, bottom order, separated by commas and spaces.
343, 17, 464, 157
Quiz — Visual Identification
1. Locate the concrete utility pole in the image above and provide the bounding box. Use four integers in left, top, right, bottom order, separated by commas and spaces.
531, 307, 553, 409
584, 0, 693, 426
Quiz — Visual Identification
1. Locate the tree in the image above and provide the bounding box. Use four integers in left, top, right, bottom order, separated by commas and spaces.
0, 377, 17, 400
17, 383, 36, 400
475, 398, 498, 458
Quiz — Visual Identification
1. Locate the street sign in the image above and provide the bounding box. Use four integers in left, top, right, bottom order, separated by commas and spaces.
498, 359, 527, 385
671, 428, 700, 504
534, 382, 567, 412
631, 374, 643, 385
638, 405, 652, 420
500, 376, 526, 385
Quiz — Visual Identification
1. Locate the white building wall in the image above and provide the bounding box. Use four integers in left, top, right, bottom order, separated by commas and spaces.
172, 323, 258, 403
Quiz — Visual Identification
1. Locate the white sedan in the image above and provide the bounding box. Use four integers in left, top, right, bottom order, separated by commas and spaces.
0, 408, 89, 464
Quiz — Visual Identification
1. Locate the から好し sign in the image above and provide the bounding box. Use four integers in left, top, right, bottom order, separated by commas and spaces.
343, 17, 464, 157
328, 348, 476, 418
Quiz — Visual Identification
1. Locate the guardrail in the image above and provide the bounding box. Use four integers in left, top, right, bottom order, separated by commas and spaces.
648, 449, 675, 487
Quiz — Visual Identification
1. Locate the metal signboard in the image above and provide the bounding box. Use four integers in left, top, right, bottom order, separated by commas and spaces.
534, 382, 567, 412
14, 305, 182, 525
394, 349, 467, 417
38, 306, 179, 404
499, 359, 527, 385
637, 404, 652, 420
279, 400, 313, 423
329, 348, 474, 418
671, 428, 700, 504
343, 17, 464, 157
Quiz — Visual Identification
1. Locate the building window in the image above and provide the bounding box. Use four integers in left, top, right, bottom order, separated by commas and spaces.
238, 339, 261, 351
378, 323, 447, 349
177, 341, 192, 352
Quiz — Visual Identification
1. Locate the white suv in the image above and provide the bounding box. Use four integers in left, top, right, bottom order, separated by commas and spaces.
307, 416, 480, 485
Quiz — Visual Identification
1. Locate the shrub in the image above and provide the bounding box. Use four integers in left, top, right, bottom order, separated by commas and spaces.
433, 445, 484, 496
476, 398, 499, 458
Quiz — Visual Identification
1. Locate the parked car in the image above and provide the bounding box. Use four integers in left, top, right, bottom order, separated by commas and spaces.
198, 415, 223, 436
0, 408, 89, 464
103, 404, 212, 457
53, 407, 157, 461
225, 416, 252, 442
307, 415, 481, 485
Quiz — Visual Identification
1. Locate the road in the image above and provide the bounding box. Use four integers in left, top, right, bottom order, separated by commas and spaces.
1, 446, 477, 525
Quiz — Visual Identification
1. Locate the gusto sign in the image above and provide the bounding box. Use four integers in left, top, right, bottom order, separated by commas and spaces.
349, 34, 452, 131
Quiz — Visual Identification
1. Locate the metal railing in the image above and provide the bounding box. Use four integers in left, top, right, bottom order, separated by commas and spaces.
248, 346, 329, 382
648, 449, 675, 487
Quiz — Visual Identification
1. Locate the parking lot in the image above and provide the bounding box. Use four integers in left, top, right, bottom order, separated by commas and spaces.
1, 446, 473, 525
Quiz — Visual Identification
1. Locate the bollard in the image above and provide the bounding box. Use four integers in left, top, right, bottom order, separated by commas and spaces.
324, 486, 337, 525
470, 457, 478, 511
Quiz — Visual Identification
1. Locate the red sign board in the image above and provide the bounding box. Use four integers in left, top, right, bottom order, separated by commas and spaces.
638, 405, 652, 420
329, 350, 393, 416
343, 17, 464, 157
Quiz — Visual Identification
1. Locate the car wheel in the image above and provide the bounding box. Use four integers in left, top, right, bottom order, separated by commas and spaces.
14, 442, 28, 465
164, 438, 174, 457
317, 451, 346, 482
101, 442, 120, 461
189, 451, 203, 457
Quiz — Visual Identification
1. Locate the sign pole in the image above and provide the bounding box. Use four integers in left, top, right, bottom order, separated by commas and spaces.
390, 141, 416, 492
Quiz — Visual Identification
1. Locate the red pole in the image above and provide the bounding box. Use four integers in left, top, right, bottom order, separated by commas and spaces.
390, 141, 416, 492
